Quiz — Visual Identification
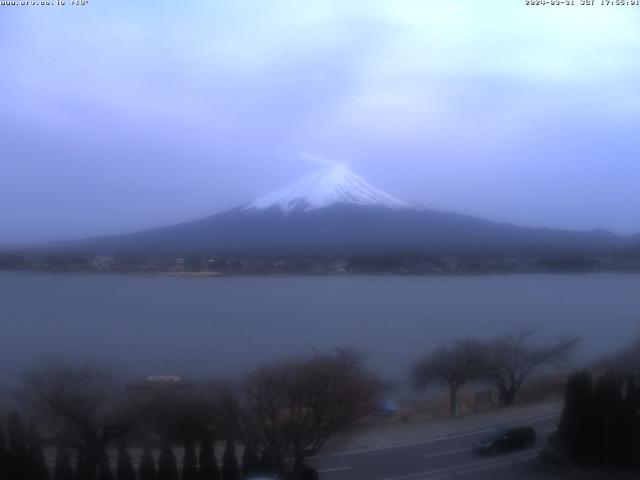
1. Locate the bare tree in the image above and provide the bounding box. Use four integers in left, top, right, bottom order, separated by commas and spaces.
225, 350, 380, 479
411, 340, 489, 416
22, 362, 150, 480
486, 330, 579, 406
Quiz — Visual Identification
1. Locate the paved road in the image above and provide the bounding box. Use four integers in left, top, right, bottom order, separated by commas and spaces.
310, 413, 560, 480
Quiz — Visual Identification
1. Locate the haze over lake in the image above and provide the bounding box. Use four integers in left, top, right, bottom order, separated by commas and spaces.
2, 272, 639, 384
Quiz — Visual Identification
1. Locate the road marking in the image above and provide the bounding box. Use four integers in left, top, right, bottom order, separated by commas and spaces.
312, 428, 496, 459
318, 466, 352, 473
458, 459, 514, 474
457, 450, 540, 476
524, 413, 562, 423
313, 411, 560, 459
423, 447, 470, 459
378, 448, 543, 480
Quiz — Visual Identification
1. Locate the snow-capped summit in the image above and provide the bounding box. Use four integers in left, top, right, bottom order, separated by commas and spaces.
244, 165, 414, 214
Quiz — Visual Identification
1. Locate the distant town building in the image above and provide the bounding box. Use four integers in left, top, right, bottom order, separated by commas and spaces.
126, 375, 193, 392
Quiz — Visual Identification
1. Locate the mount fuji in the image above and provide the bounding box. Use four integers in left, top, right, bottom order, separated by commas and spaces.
28, 166, 638, 257
243, 166, 414, 213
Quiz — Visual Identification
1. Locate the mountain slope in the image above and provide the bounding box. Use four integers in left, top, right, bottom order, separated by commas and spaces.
15, 166, 638, 257
65, 205, 629, 256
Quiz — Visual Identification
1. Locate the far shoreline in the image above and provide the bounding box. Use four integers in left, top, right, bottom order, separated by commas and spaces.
2, 268, 640, 279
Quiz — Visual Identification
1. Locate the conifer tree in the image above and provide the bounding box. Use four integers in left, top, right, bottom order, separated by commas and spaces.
622, 375, 639, 465
198, 432, 219, 480
558, 370, 594, 465
28, 423, 50, 480
592, 372, 626, 466
608, 374, 626, 466
220, 441, 239, 480
0, 424, 8, 480
635, 374, 640, 463
8, 412, 28, 457
240, 446, 259, 478
98, 452, 114, 480
53, 445, 74, 480
7, 411, 30, 480
591, 373, 610, 465
116, 447, 136, 480
259, 451, 273, 475
0, 424, 5, 453
182, 441, 198, 480
139, 445, 157, 480
157, 441, 178, 480
76, 452, 89, 480
559, 370, 640, 468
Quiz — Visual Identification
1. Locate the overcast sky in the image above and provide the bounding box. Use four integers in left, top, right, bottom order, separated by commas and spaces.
2, 0, 640, 244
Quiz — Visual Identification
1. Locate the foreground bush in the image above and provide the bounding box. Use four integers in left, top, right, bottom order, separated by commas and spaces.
557, 370, 640, 468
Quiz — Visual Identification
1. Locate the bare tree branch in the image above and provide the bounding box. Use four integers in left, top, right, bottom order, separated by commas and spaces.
411, 340, 489, 416
226, 351, 380, 479
21, 361, 150, 480
485, 331, 579, 405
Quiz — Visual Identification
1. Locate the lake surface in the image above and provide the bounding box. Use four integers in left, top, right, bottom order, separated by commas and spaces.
1, 272, 640, 384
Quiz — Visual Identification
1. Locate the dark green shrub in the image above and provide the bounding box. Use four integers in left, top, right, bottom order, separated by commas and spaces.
221, 441, 238, 480
182, 441, 198, 480
139, 445, 157, 480
198, 432, 219, 480
116, 448, 136, 480
54, 445, 74, 480
157, 441, 178, 480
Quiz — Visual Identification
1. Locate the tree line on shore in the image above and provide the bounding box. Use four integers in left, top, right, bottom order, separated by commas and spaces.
0, 350, 377, 480
4, 329, 637, 479
410, 329, 579, 415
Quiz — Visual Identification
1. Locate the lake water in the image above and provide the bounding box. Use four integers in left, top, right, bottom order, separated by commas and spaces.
1, 271, 640, 385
